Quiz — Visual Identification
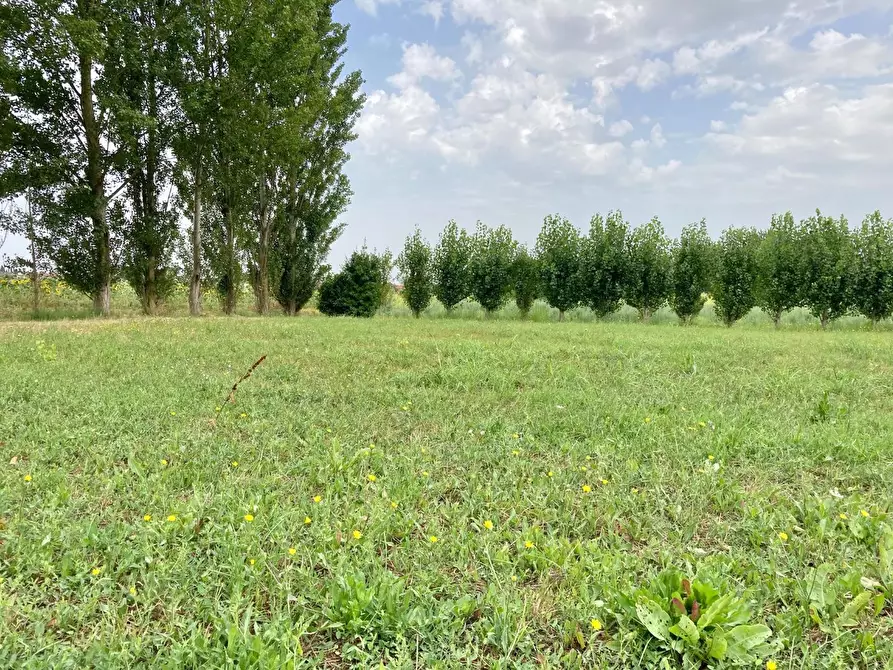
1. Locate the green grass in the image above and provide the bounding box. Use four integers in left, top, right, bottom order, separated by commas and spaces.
1, 317, 892, 668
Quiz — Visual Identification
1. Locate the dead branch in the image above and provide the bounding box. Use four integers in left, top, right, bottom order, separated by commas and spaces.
225, 355, 266, 404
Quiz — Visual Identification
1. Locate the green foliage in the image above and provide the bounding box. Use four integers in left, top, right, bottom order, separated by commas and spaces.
433, 220, 471, 311
615, 571, 779, 666
670, 220, 714, 323
535, 214, 581, 319
469, 222, 516, 314
713, 227, 761, 327
318, 249, 386, 318
511, 246, 540, 317
397, 227, 433, 318
801, 210, 855, 328
852, 211, 893, 325
757, 212, 805, 326
625, 217, 672, 321
579, 211, 629, 318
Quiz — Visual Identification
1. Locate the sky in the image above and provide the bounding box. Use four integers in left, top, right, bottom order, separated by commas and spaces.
4, 0, 893, 268
329, 0, 893, 262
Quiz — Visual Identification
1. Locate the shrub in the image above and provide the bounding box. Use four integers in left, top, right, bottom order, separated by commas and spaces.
397, 227, 433, 318
852, 211, 893, 326
579, 211, 629, 318
318, 249, 386, 318
713, 227, 761, 327
535, 214, 581, 321
670, 220, 715, 324
433, 220, 471, 312
756, 212, 805, 327
625, 216, 672, 321
801, 210, 855, 329
511, 246, 540, 318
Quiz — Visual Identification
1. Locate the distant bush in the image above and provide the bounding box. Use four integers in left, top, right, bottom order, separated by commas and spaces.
318, 249, 387, 318
397, 227, 433, 318
713, 227, 761, 327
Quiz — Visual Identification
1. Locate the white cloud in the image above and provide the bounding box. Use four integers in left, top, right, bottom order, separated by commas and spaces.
355, 0, 400, 15
636, 59, 671, 90
418, 0, 445, 25
355, 86, 440, 153
387, 43, 461, 89
461, 32, 484, 64
609, 120, 634, 137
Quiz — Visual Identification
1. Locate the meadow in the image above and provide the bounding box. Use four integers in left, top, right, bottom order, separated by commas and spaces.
1, 316, 892, 668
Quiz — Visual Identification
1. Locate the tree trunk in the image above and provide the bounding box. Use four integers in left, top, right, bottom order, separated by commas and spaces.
642, 307, 652, 323
257, 234, 270, 315
820, 311, 829, 330
773, 311, 781, 329
145, 261, 157, 315
286, 298, 296, 316
558, 310, 565, 322
224, 202, 236, 315
28, 199, 39, 315
189, 159, 203, 316
79, 22, 110, 317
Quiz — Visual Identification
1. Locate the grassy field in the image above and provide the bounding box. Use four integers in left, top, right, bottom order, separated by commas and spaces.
1, 317, 892, 668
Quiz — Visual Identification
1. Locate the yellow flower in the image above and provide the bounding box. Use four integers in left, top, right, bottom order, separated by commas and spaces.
422, 471, 430, 477
304, 516, 312, 525
644, 417, 651, 424
580, 466, 588, 472
170, 411, 177, 416
631, 488, 639, 494
326, 428, 332, 433
129, 586, 136, 596
707, 455, 715, 461
512, 433, 520, 439
512, 449, 520, 456
143, 514, 152, 522
586, 456, 592, 461
524, 541, 534, 549
160, 459, 168, 466
249, 558, 255, 566
288, 547, 297, 556
401, 405, 408, 411
24, 474, 32, 482
510, 575, 517, 582
215, 406, 222, 412
483, 520, 494, 530
391, 501, 398, 509
698, 421, 706, 428
766, 662, 777, 670
547, 471, 554, 477
861, 509, 870, 518
582, 484, 592, 493
231, 461, 239, 467
839, 513, 848, 520
367, 473, 377, 482
244, 514, 254, 523
352, 529, 362, 540
167, 514, 177, 522
429, 536, 439, 543
240, 413, 247, 419
91, 567, 102, 576
313, 495, 322, 503
601, 479, 609, 485
590, 619, 603, 631
778, 531, 789, 542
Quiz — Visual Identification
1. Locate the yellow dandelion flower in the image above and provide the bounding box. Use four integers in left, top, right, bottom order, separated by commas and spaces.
129, 586, 137, 596
167, 514, 177, 522
367, 473, 377, 482
590, 619, 603, 631
160, 459, 168, 466
512, 433, 520, 439
512, 450, 520, 456
524, 541, 534, 549
586, 455, 592, 461
244, 514, 254, 523
483, 520, 494, 530
288, 547, 297, 556
91, 567, 102, 576
778, 531, 789, 542
580, 466, 588, 472
240, 413, 247, 418
326, 428, 332, 433
698, 421, 706, 428
143, 514, 152, 522
304, 516, 312, 525
170, 411, 177, 416
632, 488, 639, 494
839, 513, 848, 520
601, 479, 609, 485
510, 575, 517, 582
707, 455, 714, 461
352, 529, 362, 540
547, 471, 554, 477
582, 484, 592, 493
249, 558, 255, 566
429, 535, 439, 543
231, 461, 239, 467
401, 405, 408, 411
644, 417, 651, 424
422, 471, 430, 477
313, 495, 322, 503
24, 474, 32, 482
215, 406, 222, 412
391, 501, 398, 509
766, 662, 777, 670
369, 443, 375, 449
861, 509, 870, 518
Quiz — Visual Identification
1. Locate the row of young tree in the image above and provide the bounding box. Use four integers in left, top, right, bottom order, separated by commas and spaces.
0, 0, 364, 316
393, 211, 893, 327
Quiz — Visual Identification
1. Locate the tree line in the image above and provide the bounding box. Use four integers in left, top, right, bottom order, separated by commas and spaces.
382, 211, 893, 328
0, 0, 364, 317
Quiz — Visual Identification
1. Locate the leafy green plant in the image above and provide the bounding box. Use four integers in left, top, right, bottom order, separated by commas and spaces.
325, 570, 411, 643
614, 571, 779, 666
397, 227, 433, 318
511, 246, 540, 318
852, 211, 893, 326
713, 227, 762, 327
757, 212, 805, 328
318, 248, 387, 317
469, 222, 516, 315
579, 211, 628, 318
536, 214, 582, 321
625, 217, 672, 322
670, 220, 715, 324
433, 220, 472, 312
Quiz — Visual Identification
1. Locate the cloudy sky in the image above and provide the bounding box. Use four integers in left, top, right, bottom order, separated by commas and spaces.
329, 0, 893, 262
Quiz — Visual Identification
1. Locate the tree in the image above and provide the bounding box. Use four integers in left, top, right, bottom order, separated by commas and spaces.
2, 0, 125, 315
433, 220, 471, 312
0, 192, 53, 314
713, 227, 761, 327
756, 212, 804, 328
852, 211, 893, 327
535, 214, 581, 321
579, 211, 628, 318
273, 2, 364, 316
318, 248, 386, 318
801, 210, 854, 329
625, 216, 672, 321
511, 246, 539, 318
670, 220, 715, 324
469, 222, 515, 315
397, 227, 433, 318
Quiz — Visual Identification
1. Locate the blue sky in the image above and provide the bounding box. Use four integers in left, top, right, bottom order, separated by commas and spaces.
330, 0, 893, 264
